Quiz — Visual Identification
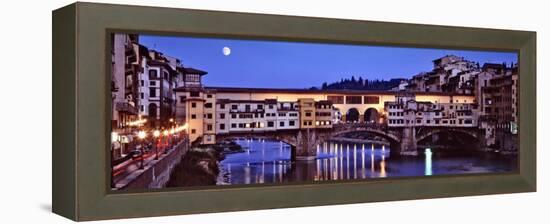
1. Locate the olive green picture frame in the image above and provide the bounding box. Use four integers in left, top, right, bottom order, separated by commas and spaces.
52, 2, 536, 221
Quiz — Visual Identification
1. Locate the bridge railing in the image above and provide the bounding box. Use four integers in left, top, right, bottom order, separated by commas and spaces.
333, 122, 387, 130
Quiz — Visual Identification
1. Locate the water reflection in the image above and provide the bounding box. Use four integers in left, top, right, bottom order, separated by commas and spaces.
217, 138, 517, 185
425, 148, 433, 176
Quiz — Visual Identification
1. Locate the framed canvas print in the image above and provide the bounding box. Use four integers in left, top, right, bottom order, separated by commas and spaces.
52, 2, 536, 221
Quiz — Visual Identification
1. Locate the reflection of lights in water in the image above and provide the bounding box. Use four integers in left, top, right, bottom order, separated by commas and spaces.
425, 148, 433, 176
279, 163, 283, 182
353, 144, 357, 179
382, 145, 385, 151
273, 161, 277, 182
316, 159, 320, 180
316, 144, 320, 155
244, 165, 251, 184
333, 154, 338, 180
380, 155, 387, 178
260, 161, 265, 183
325, 158, 329, 180
361, 148, 366, 178
370, 153, 374, 177
346, 145, 350, 179
371, 144, 374, 151
362, 144, 365, 151
340, 151, 344, 178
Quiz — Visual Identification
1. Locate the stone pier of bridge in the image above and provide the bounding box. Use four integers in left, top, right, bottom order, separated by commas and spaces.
287, 126, 421, 160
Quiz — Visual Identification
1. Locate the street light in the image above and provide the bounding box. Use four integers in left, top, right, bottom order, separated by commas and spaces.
153, 130, 160, 160
110, 131, 119, 188
137, 130, 146, 169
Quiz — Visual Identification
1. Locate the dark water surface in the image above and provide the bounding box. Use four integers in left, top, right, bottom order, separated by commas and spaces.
217, 138, 517, 185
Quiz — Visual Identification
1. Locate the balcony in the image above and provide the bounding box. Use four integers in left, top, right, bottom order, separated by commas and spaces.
116, 102, 138, 115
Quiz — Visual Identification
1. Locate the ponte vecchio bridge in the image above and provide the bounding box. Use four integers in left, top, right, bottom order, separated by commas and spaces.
175, 86, 480, 159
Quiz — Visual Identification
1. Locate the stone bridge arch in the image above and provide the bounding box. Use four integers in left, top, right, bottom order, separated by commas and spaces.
216, 129, 330, 161
416, 128, 478, 144
331, 127, 400, 144
330, 124, 403, 155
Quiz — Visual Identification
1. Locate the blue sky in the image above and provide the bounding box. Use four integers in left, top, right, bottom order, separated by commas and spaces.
140, 35, 517, 89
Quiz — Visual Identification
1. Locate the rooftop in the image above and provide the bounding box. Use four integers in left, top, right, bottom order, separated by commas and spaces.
184, 86, 476, 96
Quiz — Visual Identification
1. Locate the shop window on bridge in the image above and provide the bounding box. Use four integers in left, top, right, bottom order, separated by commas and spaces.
364, 96, 379, 104
268, 121, 274, 127
191, 129, 196, 134
231, 104, 238, 110
289, 121, 295, 126
207, 124, 213, 131
204, 103, 213, 108
220, 104, 225, 109
346, 96, 362, 104
220, 113, 225, 119
219, 124, 225, 130
231, 123, 237, 128
280, 121, 285, 127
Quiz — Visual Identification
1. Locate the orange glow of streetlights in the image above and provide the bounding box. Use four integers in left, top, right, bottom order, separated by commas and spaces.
153, 130, 160, 138
137, 130, 146, 139
111, 132, 119, 143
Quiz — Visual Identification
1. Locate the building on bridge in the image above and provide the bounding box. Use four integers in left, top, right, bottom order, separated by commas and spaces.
385, 92, 478, 128
174, 71, 479, 146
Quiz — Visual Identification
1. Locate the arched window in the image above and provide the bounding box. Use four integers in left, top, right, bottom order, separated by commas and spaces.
364, 108, 379, 123
346, 108, 360, 122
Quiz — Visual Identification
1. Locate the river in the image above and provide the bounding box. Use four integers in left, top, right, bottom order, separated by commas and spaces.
216, 138, 518, 185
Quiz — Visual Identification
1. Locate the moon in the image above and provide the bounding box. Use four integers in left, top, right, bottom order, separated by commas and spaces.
222, 47, 231, 56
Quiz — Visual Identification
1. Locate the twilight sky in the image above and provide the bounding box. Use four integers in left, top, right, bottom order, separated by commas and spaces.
140, 35, 517, 89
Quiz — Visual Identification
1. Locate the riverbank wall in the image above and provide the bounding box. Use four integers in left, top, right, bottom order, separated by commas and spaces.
119, 140, 188, 190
